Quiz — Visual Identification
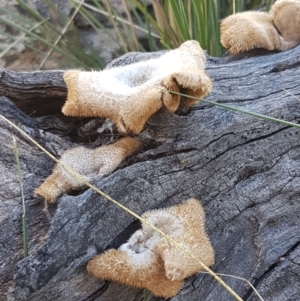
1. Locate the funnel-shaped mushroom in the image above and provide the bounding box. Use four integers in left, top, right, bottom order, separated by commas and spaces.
87, 198, 215, 298
62, 41, 212, 134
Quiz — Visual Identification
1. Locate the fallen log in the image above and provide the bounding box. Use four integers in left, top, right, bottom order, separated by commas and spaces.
0, 46, 300, 301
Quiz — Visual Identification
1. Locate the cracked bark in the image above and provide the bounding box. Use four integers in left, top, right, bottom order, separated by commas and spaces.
1, 46, 300, 301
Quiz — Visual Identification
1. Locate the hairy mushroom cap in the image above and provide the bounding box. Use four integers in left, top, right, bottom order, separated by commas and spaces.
87, 198, 214, 297
270, 0, 300, 50
87, 248, 183, 298
221, 0, 300, 54
62, 41, 212, 134
35, 137, 140, 202
220, 11, 282, 54
142, 198, 215, 281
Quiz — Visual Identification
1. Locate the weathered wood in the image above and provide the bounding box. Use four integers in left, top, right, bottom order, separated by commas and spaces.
1, 46, 300, 301
0, 69, 66, 116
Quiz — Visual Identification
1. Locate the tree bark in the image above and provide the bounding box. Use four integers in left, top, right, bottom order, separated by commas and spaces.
1, 46, 300, 301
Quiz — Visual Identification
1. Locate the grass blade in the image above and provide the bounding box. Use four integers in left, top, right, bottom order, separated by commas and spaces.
0, 15, 91, 69
121, 0, 140, 51
13, 137, 28, 258
206, 0, 219, 56
38, 0, 85, 69
168, 0, 191, 41
0, 18, 48, 60
266, 0, 275, 10
203, 99, 300, 129
233, 0, 245, 13
165, 89, 300, 130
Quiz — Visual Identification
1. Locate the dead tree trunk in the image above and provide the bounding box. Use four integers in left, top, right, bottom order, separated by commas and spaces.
0, 47, 300, 301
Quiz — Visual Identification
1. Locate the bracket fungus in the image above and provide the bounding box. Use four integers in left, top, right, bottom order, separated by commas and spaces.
220, 0, 300, 54
62, 40, 212, 134
87, 198, 215, 298
35, 137, 141, 203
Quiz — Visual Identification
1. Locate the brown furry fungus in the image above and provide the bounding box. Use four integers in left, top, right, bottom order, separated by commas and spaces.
35, 137, 140, 203
221, 0, 300, 54
62, 40, 212, 134
87, 198, 215, 298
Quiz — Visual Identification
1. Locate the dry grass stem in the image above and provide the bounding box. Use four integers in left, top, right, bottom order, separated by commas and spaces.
38, 0, 85, 69
12, 137, 28, 258
203, 272, 265, 301
72, 0, 160, 39
0, 18, 48, 59
121, 0, 139, 51
282, 88, 300, 102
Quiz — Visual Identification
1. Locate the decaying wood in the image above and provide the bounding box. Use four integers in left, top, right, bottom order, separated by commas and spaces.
1, 46, 300, 301
0, 69, 66, 116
